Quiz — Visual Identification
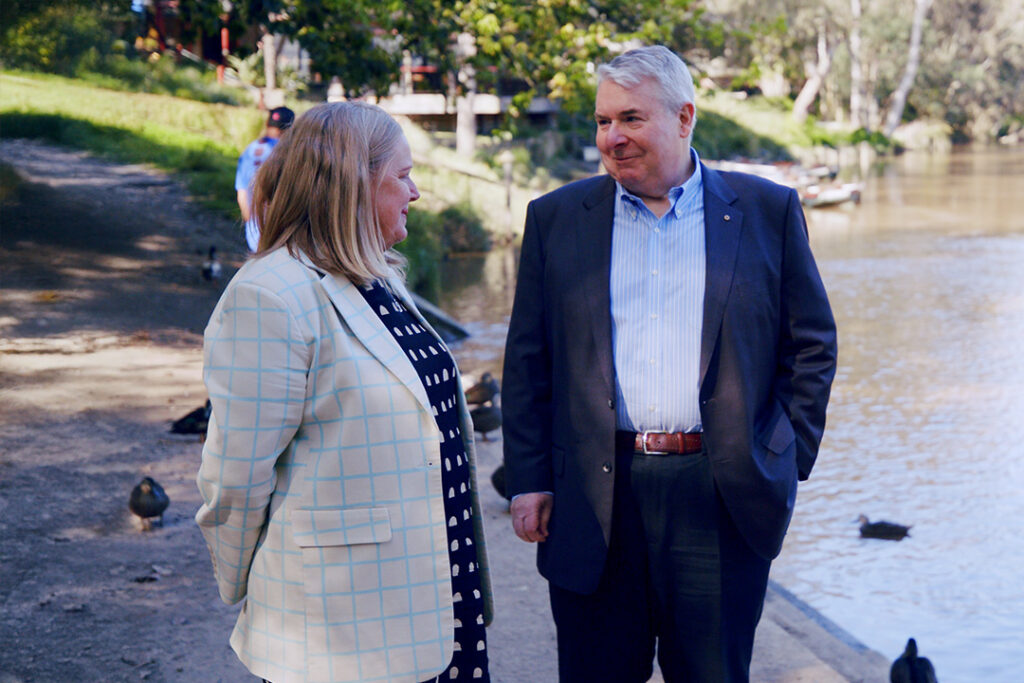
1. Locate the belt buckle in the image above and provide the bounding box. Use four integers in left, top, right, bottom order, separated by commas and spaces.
641, 429, 670, 455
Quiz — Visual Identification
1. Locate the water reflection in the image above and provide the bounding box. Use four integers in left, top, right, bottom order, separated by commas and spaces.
442, 147, 1024, 682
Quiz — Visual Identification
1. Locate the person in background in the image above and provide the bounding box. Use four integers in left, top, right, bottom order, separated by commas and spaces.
235, 106, 294, 252
198, 101, 492, 683
502, 45, 837, 682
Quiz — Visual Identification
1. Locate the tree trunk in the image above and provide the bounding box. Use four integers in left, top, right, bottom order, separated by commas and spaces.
454, 33, 477, 159
261, 25, 278, 92
849, 0, 865, 128
883, 0, 934, 137
793, 25, 837, 123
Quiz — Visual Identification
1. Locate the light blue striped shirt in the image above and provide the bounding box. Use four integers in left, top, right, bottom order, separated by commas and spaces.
610, 150, 705, 433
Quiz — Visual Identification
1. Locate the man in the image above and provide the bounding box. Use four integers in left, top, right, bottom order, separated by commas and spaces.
235, 106, 294, 252
502, 46, 837, 682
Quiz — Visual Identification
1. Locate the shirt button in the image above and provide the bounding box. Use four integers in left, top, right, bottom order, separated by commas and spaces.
649, 359, 655, 365
650, 313, 657, 319
651, 270, 658, 276
602, 462, 612, 473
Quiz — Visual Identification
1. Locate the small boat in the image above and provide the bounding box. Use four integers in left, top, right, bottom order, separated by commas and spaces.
704, 158, 863, 209
800, 182, 863, 208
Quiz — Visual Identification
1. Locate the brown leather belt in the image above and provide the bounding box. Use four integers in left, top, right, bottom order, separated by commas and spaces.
616, 430, 703, 455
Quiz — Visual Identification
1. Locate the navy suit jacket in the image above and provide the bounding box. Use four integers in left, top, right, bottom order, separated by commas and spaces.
502, 163, 838, 594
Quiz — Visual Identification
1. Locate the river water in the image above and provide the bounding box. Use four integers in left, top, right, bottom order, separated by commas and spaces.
438, 147, 1024, 682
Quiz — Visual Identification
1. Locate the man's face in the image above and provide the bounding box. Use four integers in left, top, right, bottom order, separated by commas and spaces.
594, 78, 694, 201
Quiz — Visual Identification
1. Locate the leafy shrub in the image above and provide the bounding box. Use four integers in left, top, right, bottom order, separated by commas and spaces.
1, 6, 111, 74
438, 202, 491, 253
398, 208, 443, 299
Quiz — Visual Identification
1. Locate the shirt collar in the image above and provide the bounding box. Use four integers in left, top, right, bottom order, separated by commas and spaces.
616, 149, 703, 219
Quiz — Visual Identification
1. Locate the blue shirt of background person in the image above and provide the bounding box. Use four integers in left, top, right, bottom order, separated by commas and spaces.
235, 107, 294, 252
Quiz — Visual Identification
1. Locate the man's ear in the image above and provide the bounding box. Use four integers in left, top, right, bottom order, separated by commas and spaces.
679, 103, 696, 139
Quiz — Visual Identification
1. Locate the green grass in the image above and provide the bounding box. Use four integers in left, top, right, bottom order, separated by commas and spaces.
1, 71, 267, 151
0, 71, 280, 217
699, 91, 850, 157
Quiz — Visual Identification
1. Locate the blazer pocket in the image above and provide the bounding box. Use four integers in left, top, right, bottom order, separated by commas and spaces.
760, 412, 796, 455
291, 507, 392, 547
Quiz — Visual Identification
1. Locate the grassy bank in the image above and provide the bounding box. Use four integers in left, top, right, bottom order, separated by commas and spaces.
1, 72, 263, 216
0, 71, 450, 295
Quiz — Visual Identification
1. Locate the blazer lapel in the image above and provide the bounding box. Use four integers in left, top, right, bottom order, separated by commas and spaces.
316, 268, 433, 417
700, 164, 743, 386
577, 176, 618, 395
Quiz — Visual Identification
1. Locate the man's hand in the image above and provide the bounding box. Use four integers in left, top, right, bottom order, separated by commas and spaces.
511, 492, 553, 543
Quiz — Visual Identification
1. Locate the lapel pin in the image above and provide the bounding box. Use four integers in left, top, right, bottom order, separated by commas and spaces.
724, 214, 731, 221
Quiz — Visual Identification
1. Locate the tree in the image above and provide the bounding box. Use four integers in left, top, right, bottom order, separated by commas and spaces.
792, 20, 839, 122
882, 0, 933, 137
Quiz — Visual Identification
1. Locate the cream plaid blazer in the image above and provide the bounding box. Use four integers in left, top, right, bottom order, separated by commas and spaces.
196, 248, 492, 683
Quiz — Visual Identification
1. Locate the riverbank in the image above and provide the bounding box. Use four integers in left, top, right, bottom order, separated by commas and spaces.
0, 138, 890, 682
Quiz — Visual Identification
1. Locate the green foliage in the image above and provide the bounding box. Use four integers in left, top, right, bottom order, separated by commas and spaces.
438, 203, 491, 253
464, 0, 700, 117
849, 128, 894, 153
399, 208, 444, 299
693, 109, 791, 161
76, 54, 246, 105
0, 5, 112, 74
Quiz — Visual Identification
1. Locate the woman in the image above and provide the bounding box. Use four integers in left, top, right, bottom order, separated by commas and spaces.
196, 102, 492, 683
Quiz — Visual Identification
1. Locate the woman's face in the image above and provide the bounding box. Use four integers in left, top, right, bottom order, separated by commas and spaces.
374, 136, 420, 248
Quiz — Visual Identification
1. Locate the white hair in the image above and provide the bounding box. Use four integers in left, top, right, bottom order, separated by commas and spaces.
596, 45, 697, 126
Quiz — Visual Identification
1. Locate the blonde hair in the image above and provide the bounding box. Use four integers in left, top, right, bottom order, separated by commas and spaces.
251, 101, 407, 283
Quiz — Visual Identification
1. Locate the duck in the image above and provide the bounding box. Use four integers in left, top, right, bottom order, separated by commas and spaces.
470, 394, 502, 441
465, 372, 500, 406
858, 514, 911, 540
890, 637, 937, 683
201, 245, 222, 281
129, 477, 170, 531
169, 399, 211, 437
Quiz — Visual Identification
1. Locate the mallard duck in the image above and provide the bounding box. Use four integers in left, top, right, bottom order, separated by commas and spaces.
858, 514, 911, 540
170, 399, 211, 436
890, 638, 937, 683
465, 372, 500, 406
201, 245, 222, 281
470, 396, 502, 441
129, 477, 170, 531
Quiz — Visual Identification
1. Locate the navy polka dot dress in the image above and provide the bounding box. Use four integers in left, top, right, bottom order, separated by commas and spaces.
359, 281, 490, 683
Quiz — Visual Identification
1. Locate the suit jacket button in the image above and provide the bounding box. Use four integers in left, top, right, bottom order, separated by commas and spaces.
602, 462, 612, 473
607, 399, 614, 409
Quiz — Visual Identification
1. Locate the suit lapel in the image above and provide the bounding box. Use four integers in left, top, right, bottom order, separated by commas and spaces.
317, 269, 433, 417
577, 176, 618, 395
700, 164, 743, 386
